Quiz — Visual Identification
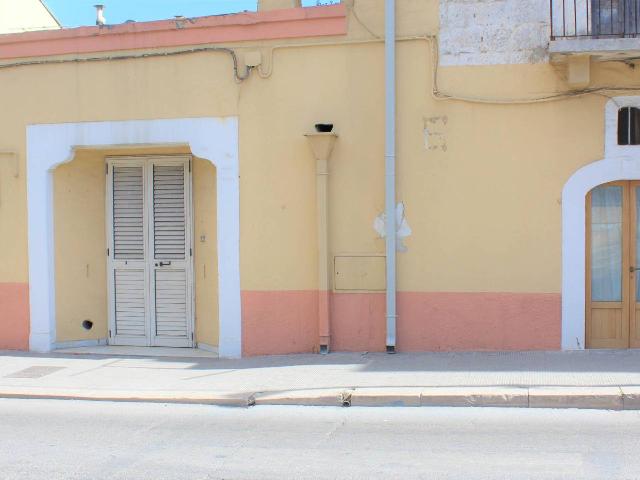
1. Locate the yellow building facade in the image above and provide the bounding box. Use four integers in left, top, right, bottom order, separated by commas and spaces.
0, 0, 635, 356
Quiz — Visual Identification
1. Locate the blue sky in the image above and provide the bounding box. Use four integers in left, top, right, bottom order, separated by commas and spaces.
44, 0, 339, 27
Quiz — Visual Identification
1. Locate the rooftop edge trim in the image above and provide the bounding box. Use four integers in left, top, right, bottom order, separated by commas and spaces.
0, 4, 347, 60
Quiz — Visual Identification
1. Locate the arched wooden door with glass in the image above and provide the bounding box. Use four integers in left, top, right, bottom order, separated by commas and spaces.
587, 181, 640, 349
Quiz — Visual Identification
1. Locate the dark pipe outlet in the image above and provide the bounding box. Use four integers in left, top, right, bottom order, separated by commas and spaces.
82, 320, 93, 331
315, 123, 333, 133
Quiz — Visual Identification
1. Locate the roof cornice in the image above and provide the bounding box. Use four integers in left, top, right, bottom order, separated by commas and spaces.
0, 4, 347, 60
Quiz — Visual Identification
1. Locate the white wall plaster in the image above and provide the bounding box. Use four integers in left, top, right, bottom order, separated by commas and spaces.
605, 96, 640, 159
439, 0, 550, 66
373, 202, 412, 252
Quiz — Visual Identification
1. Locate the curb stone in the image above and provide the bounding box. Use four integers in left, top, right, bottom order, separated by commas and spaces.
528, 386, 623, 410
0, 386, 636, 410
0, 387, 254, 407
349, 388, 422, 407
252, 388, 350, 407
621, 386, 640, 409
420, 387, 528, 408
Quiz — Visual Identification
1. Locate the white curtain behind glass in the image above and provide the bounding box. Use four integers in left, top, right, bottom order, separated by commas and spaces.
591, 186, 623, 302
636, 187, 640, 302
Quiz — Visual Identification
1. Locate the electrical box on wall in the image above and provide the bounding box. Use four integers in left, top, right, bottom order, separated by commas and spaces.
334, 255, 386, 291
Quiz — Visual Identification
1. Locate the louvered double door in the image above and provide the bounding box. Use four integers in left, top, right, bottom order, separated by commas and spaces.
107, 157, 193, 347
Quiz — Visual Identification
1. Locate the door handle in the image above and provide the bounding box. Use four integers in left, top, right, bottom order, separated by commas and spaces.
631, 266, 640, 273
157, 261, 172, 267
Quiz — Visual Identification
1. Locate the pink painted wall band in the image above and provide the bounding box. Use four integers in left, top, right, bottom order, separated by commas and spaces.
396, 292, 561, 352
242, 290, 319, 356
0, 283, 30, 350
242, 290, 562, 356
331, 292, 561, 352
0, 284, 558, 354
0, 4, 347, 60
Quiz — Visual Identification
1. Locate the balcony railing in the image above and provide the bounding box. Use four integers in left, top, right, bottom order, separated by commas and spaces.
551, 0, 640, 40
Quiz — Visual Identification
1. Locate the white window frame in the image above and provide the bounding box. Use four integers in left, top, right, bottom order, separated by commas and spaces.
605, 96, 640, 158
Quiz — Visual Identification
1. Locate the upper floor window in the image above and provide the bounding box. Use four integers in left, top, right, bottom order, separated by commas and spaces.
592, 0, 640, 37
618, 107, 640, 145
550, 0, 640, 39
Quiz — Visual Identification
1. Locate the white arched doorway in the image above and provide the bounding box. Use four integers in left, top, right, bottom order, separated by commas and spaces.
562, 157, 640, 349
27, 117, 241, 357
563, 96, 640, 350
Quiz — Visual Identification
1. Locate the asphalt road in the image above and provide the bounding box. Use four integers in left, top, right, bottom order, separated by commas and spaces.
1, 399, 640, 479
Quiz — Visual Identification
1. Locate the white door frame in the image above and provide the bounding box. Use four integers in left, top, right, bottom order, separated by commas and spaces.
27, 117, 241, 357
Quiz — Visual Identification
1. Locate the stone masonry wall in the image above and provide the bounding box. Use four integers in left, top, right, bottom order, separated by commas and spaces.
439, 0, 550, 66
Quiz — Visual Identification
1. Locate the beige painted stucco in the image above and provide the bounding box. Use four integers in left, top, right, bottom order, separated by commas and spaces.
0, 0, 59, 34
3, 1, 639, 347
53, 150, 107, 343
193, 158, 219, 346
53, 147, 218, 345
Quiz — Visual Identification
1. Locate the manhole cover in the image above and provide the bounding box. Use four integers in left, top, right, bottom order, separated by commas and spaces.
5, 366, 66, 379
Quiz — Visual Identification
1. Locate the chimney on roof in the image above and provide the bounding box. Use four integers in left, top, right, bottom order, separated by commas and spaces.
257, 0, 302, 11
94, 4, 106, 26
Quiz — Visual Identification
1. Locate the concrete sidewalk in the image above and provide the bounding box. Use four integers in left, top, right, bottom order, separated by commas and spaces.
1, 349, 640, 409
